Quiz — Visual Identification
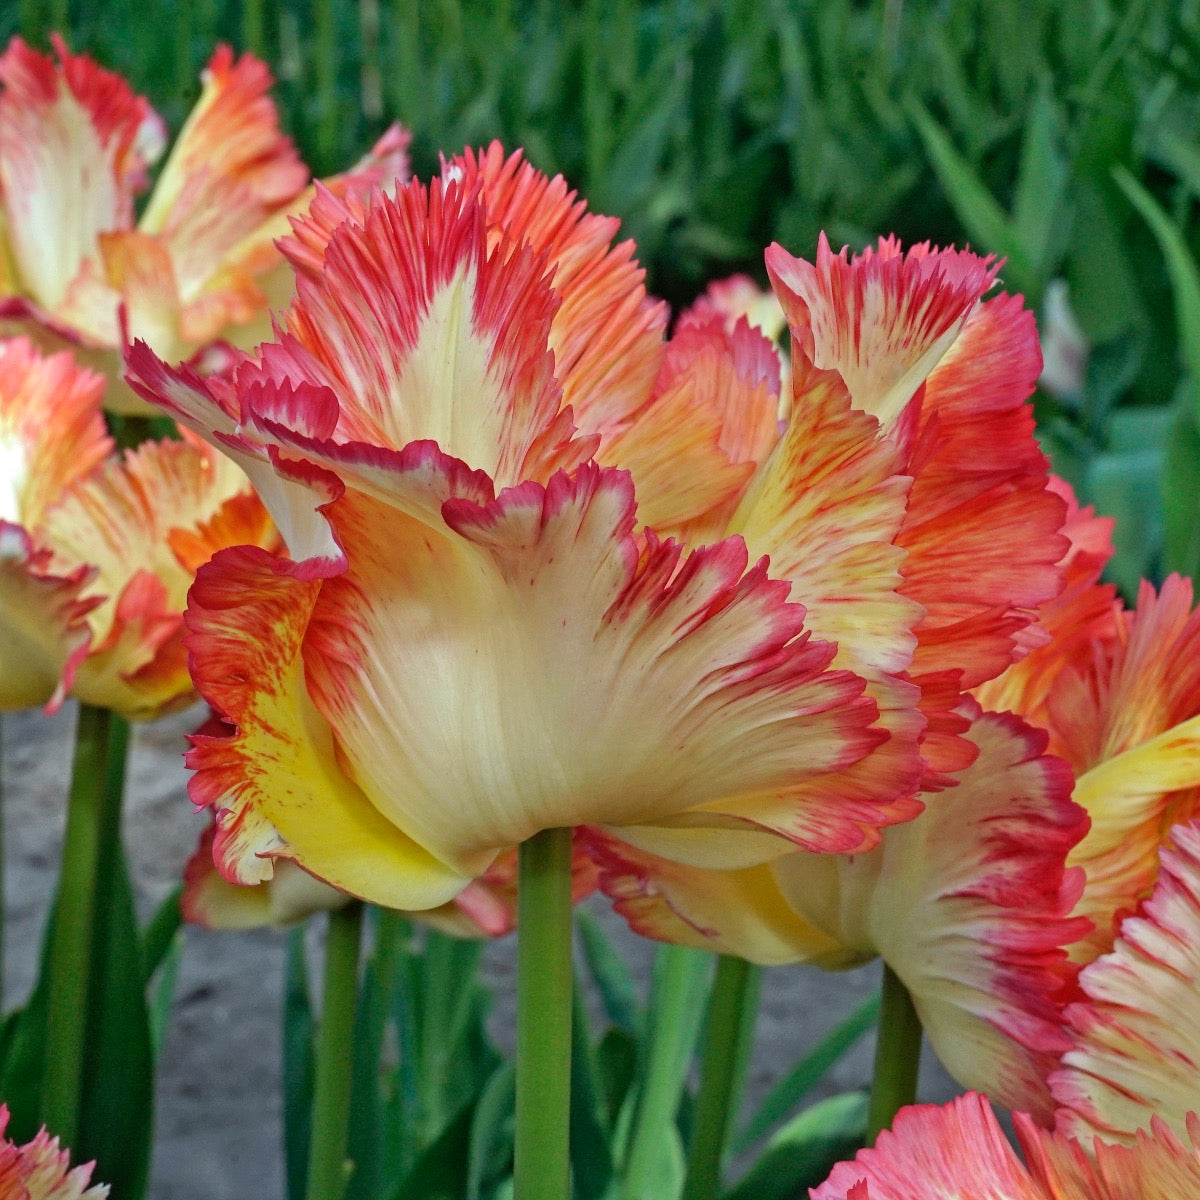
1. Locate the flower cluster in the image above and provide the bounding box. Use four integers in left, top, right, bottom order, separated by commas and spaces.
9, 31, 1200, 1199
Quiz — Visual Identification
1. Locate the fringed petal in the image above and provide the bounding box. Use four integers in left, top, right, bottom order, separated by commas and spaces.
0, 337, 109, 530
811, 1093, 1046, 1200
1052, 819, 1200, 1145
732, 358, 925, 807
138, 46, 307, 298
0, 35, 164, 311
837, 705, 1088, 1120
185, 544, 473, 908
975, 477, 1117, 724
0, 522, 96, 711
242, 176, 592, 488
1023, 1114, 1200, 1199
0, 1103, 109, 1199
39, 433, 272, 718
583, 829, 851, 966
603, 315, 780, 535
766, 234, 998, 428
182, 820, 348, 929
898, 291, 1067, 692
444, 142, 668, 438
1052, 577, 1200, 961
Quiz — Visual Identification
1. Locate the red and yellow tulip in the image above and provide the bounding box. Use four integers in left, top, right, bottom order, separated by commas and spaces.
128, 149, 953, 911
0, 35, 408, 413
0, 337, 275, 718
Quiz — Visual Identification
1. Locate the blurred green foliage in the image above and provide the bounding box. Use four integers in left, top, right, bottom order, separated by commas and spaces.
8, 0, 1200, 589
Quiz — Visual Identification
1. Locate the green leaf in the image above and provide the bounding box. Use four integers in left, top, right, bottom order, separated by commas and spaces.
1163, 392, 1200, 579
147, 930, 185, 1062
570, 985, 614, 1200
140, 886, 183, 979
616, 947, 711, 1199
721, 1092, 869, 1200
732, 991, 879, 1155
75, 843, 154, 1199
596, 1028, 639, 1130
466, 1063, 515, 1200
283, 927, 315, 1200
576, 910, 640, 1037
1114, 166, 1200, 419
1012, 84, 1070, 282
386, 1095, 478, 1200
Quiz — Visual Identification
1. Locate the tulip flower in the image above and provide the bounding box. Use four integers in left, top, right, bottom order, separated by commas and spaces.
0, 1105, 108, 1199
0, 35, 408, 413
0, 337, 276, 718
125, 150, 946, 914
810, 1091, 1200, 1199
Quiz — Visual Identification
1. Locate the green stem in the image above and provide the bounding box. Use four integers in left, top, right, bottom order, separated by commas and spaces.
867, 964, 922, 1143
621, 945, 711, 1200
681, 956, 759, 1200
306, 901, 364, 1200
40, 704, 117, 1144
514, 827, 574, 1200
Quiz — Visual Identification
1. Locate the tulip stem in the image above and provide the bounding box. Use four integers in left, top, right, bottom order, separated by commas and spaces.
41, 704, 120, 1145
515, 827, 574, 1200
307, 901, 364, 1200
681, 955, 759, 1200
867, 964, 922, 1142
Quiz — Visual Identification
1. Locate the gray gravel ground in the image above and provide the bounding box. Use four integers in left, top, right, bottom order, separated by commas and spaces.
3, 704, 957, 1200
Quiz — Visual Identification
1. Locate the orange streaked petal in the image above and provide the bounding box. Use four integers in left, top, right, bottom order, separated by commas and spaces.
0, 522, 96, 711
813, 1094, 1200, 1200
244, 175, 592, 488
898, 290, 1067, 690
40, 433, 272, 718
1051, 576, 1200, 961
766, 234, 998, 428
975, 477, 1117, 723
831, 704, 1087, 1120
583, 829, 851, 966
0, 35, 164, 311
594, 706, 1087, 1119
1052, 819, 1200, 1145
138, 46, 307, 301
812, 1093, 1047, 1200
182, 819, 348, 929
0, 337, 109, 530
445, 142, 668, 439
1023, 1114, 1200, 1199
732, 359, 925, 805
602, 316, 779, 534
185, 545, 475, 908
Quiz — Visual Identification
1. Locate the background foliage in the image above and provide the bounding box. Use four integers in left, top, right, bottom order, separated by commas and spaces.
9, 0, 1200, 590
